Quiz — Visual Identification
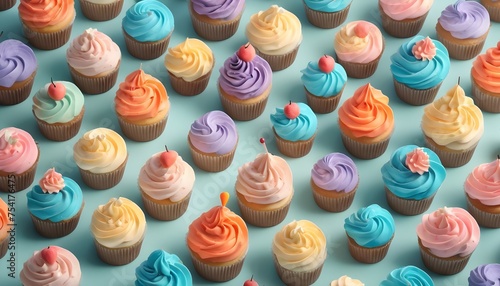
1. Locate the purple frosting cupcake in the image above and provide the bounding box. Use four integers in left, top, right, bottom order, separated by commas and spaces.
310, 152, 359, 212
469, 264, 500, 286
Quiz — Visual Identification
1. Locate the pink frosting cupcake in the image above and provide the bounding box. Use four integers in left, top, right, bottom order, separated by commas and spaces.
379, 0, 433, 38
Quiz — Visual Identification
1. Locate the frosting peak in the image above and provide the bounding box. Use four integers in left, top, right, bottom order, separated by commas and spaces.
39, 168, 64, 194
412, 36, 436, 60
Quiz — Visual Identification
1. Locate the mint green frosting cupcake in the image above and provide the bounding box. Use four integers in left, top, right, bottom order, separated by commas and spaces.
135, 250, 192, 286
32, 81, 84, 124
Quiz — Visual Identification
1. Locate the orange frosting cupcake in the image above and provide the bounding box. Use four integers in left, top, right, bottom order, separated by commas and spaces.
0, 198, 11, 259
471, 41, 500, 112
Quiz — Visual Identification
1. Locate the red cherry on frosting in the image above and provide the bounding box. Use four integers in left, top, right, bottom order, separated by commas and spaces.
318, 55, 335, 73
159, 146, 178, 168
284, 101, 300, 120
47, 78, 66, 101
237, 43, 256, 62
354, 22, 370, 38
243, 275, 259, 286
41, 246, 57, 265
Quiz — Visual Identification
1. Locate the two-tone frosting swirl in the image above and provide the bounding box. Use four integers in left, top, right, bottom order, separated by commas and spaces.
0, 199, 10, 242
416, 207, 480, 257
91, 197, 146, 248
344, 204, 395, 248
379, 0, 433, 20
391, 35, 450, 90
304, 0, 352, 12
164, 38, 214, 82
380, 265, 434, 286
334, 21, 384, 63
246, 5, 302, 55
135, 249, 193, 286
438, 0, 490, 39
18, 0, 75, 31
270, 102, 317, 141
188, 111, 237, 155
0, 127, 38, 174
32, 81, 84, 124
272, 220, 327, 271
191, 0, 245, 21
311, 153, 358, 193
301, 59, 347, 97
468, 263, 500, 286
330, 275, 364, 286
0, 39, 37, 88
471, 42, 500, 93
465, 158, 500, 206
123, 0, 174, 42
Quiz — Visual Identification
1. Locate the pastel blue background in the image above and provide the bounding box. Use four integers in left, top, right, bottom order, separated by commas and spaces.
0, 0, 499, 285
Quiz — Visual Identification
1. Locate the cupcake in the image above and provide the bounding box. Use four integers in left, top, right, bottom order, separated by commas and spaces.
270, 102, 318, 158
235, 138, 294, 227
416, 207, 480, 275
344, 204, 395, 264
0, 127, 39, 193
381, 145, 446, 216
0, 39, 37, 106
272, 220, 327, 286
189, 0, 245, 41
436, 0, 490, 60
481, 0, 500, 22
122, 0, 174, 60
421, 82, 484, 167
0, 0, 15, 11
164, 38, 214, 96
80, 0, 124, 21
471, 41, 500, 113
73, 128, 128, 190
0, 198, 11, 259
18, 0, 75, 50
66, 28, 121, 95
187, 192, 248, 282
20, 246, 81, 285
334, 21, 384, 78
330, 275, 364, 286
115, 68, 170, 142
188, 110, 238, 172
464, 157, 500, 228
380, 265, 434, 286
303, 0, 352, 29
218, 43, 272, 121
390, 36, 450, 106
138, 148, 195, 221
32, 80, 85, 141
246, 5, 302, 71
379, 0, 433, 38
91, 197, 146, 265
338, 83, 394, 159
301, 55, 347, 114
311, 152, 358, 212
469, 264, 500, 285
135, 249, 193, 286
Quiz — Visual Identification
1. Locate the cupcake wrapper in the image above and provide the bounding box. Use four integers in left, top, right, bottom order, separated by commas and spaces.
79, 156, 128, 190
273, 254, 324, 286
237, 197, 291, 227
273, 129, 316, 158
190, 253, 245, 282
418, 239, 471, 275
466, 196, 500, 228
393, 79, 442, 106
189, 3, 242, 41
482, 1, 500, 22
257, 45, 300, 71
141, 191, 191, 221
385, 187, 435, 216
0, 237, 8, 259
29, 203, 84, 238
340, 131, 391, 159
117, 115, 168, 142
22, 21, 73, 50
69, 63, 120, 95
34, 107, 85, 141
303, 3, 350, 29
312, 184, 356, 213
471, 78, 500, 113
336, 49, 383, 79
347, 235, 392, 264
79, 0, 124, 21
188, 138, 236, 172
436, 23, 488, 60
123, 30, 171, 60
95, 236, 144, 266
379, 5, 428, 38
305, 87, 343, 114
168, 69, 212, 96
0, 70, 37, 106
0, 0, 16, 11
424, 136, 477, 168
218, 85, 270, 121
0, 147, 39, 193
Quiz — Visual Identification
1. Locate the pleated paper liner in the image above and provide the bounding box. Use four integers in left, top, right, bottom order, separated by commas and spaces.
94, 236, 144, 266
189, 2, 242, 41
78, 156, 128, 190
436, 23, 488, 60
0, 70, 37, 106
0, 147, 39, 193
418, 238, 472, 275
471, 78, 500, 113
379, 5, 428, 38
347, 234, 392, 264
303, 2, 351, 29
385, 187, 435, 216
236, 193, 292, 227
69, 63, 120, 95
424, 136, 477, 168
273, 128, 315, 158
34, 107, 85, 141
117, 115, 168, 142
305, 87, 343, 114
218, 84, 271, 121
190, 252, 245, 282
30, 203, 84, 238
123, 30, 172, 60
22, 21, 73, 50
0, 0, 15, 11
168, 67, 213, 96
188, 138, 236, 172
140, 190, 191, 221
336, 49, 383, 79
256, 45, 300, 71
393, 79, 442, 106
79, 0, 124, 21
340, 131, 391, 160
466, 194, 500, 228
273, 254, 324, 286
482, 0, 500, 22
311, 180, 357, 212
0, 237, 7, 259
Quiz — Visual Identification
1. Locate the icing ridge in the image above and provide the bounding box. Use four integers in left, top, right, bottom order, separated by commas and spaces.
311, 152, 358, 192
304, 0, 351, 13
471, 43, 500, 93
380, 265, 434, 286
123, 0, 174, 42
344, 204, 395, 248
164, 38, 214, 82
379, 0, 433, 21
135, 249, 193, 286
0, 39, 37, 88
301, 59, 347, 97
188, 111, 238, 155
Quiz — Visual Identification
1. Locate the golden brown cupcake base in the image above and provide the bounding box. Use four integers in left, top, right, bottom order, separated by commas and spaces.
347, 234, 392, 264
94, 235, 144, 266
466, 194, 500, 228
303, 2, 351, 29
436, 22, 488, 60
385, 187, 435, 216
34, 107, 85, 141
168, 67, 213, 96
236, 191, 293, 227
305, 87, 344, 114
379, 4, 428, 38
117, 114, 168, 142
0, 70, 37, 106
123, 30, 172, 60
30, 202, 84, 238
273, 254, 324, 286
78, 155, 128, 190
190, 251, 245, 282
471, 77, 500, 113
188, 137, 236, 172
0, 147, 40, 193
140, 190, 191, 221
311, 179, 357, 212
336, 44, 384, 79
80, 0, 124, 22
69, 63, 120, 95
481, 0, 500, 22
0, 0, 15, 11
393, 79, 442, 106
189, 1, 243, 41
424, 136, 478, 168
418, 238, 472, 275
273, 128, 316, 158
22, 21, 73, 50
256, 45, 300, 71
219, 83, 271, 121
340, 130, 391, 160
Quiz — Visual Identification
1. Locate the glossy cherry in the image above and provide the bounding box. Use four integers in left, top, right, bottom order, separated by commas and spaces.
237, 43, 256, 62
243, 275, 259, 286
159, 146, 178, 168
318, 55, 335, 73
41, 246, 57, 265
284, 101, 300, 120
48, 78, 66, 101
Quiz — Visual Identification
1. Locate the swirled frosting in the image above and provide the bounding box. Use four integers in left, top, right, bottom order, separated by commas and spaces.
421, 84, 484, 150
272, 220, 327, 271
471, 42, 500, 93
344, 204, 395, 248
382, 145, 446, 200
218, 52, 272, 100
164, 38, 213, 82
188, 111, 238, 155
304, 0, 351, 12
139, 152, 195, 202
0, 199, 10, 242
334, 21, 384, 63
416, 207, 480, 257
246, 5, 302, 55
380, 265, 434, 286
0, 39, 37, 88
468, 264, 500, 286
465, 158, 500, 206
301, 58, 347, 97
437, 0, 490, 39
66, 28, 121, 77
379, 0, 433, 21
270, 102, 317, 141
123, 0, 174, 42
311, 153, 358, 193
330, 275, 364, 286
20, 246, 81, 286
32, 81, 84, 124
73, 128, 127, 173
18, 0, 75, 31
115, 69, 170, 122
338, 83, 394, 140
191, 0, 245, 21
0, 127, 38, 174
391, 35, 450, 90
91, 197, 146, 248
135, 249, 192, 286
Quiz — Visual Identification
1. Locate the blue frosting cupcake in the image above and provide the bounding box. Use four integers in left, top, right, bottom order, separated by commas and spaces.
380, 265, 434, 286
303, 0, 352, 28
135, 250, 192, 286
